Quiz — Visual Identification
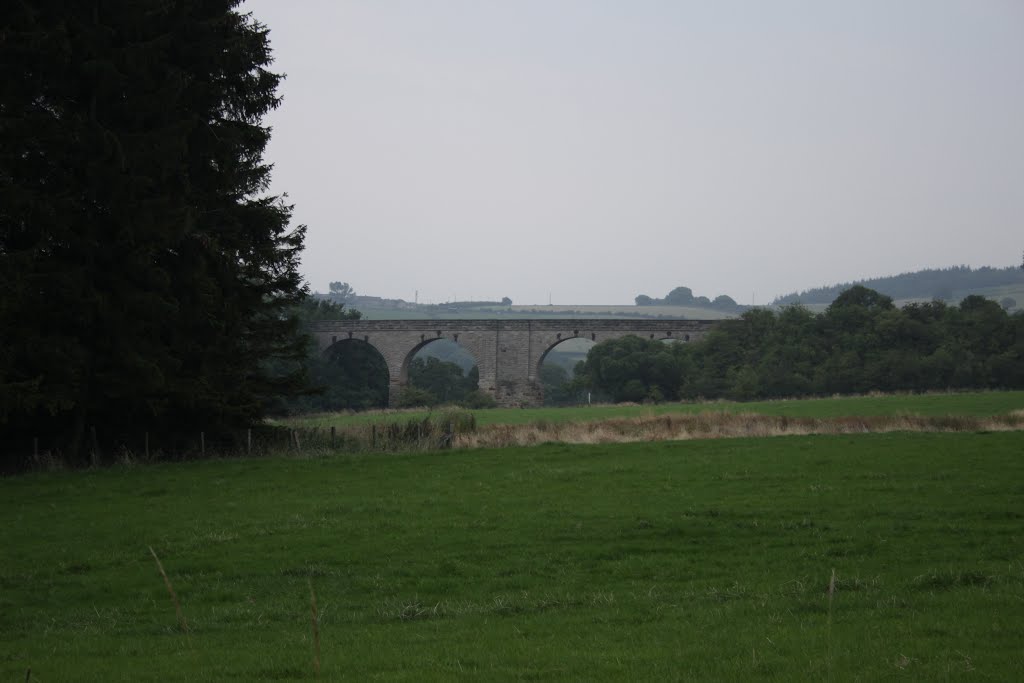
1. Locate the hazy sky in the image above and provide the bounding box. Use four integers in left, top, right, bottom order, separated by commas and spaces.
242, 0, 1023, 305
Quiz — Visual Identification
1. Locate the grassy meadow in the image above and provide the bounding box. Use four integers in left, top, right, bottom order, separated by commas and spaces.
2, 422, 1023, 680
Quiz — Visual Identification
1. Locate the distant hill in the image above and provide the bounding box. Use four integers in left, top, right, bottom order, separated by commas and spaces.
772, 266, 1024, 306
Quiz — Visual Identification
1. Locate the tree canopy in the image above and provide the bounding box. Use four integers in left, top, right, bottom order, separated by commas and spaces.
1, 1, 307, 465
576, 287, 1024, 403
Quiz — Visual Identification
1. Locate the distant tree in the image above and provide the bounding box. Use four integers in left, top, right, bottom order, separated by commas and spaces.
328, 282, 356, 302
830, 285, 895, 312
1001, 297, 1017, 311
635, 295, 655, 306
407, 357, 477, 405
774, 265, 1024, 306
263, 299, 379, 415
295, 298, 361, 324
663, 287, 695, 306
712, 295, 738, 310
501, 296, 513, 306
461, 390, 497, 409
540, 364, 577, 406
291, 340, 388, 413
574, 336, 687, 403
394, 387, 435, 409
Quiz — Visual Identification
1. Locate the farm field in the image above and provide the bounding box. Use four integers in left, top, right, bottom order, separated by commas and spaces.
356, 304, 737, 321
333, 285, 1023, 321
2, 431, 1023, 680
284, 389, 1024, 430
506, 304, 737, 320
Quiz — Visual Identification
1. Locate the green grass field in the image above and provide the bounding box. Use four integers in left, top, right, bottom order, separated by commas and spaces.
2, 429, 1023, 680
284, 389, 1024, 430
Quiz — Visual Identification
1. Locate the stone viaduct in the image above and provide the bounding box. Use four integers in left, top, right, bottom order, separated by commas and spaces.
309, 319, 720, 407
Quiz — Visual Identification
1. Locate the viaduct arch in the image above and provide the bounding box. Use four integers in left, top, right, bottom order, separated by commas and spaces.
310, 319, 720, 408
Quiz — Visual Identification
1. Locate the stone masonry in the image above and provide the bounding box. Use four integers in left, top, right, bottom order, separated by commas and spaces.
308, 319, 720, 407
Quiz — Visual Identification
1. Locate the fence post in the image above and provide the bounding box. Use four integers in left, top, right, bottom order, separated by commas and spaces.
294, 430, 301, 451
330, 426, 336, 448
247, 428, 252, 456
90, 426, 100, 467
371, 424, 376, 450
200, 431, 205, 458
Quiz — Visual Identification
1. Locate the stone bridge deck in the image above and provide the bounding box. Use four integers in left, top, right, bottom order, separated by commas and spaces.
309, 319, 719, 407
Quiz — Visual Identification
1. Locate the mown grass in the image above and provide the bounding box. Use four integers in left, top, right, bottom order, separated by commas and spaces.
2, 431, 1023, 680
284, 389, 1024, 429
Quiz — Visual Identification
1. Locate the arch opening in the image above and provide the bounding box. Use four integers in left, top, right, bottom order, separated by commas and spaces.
537, 337, 597, 406
314, 339, 390, 412
398, 338, 485, 408
557, 333, 694, 406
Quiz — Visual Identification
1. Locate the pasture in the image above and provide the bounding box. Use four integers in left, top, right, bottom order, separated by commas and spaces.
2, 428, 1023, 680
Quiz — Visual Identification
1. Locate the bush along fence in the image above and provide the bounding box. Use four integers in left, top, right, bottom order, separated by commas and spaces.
3, 411, 479, 472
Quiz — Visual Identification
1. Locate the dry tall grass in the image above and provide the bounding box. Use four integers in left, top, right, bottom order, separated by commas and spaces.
148, 546, 190, 640
451, 412, 1024, 449
309, 579, 321, 679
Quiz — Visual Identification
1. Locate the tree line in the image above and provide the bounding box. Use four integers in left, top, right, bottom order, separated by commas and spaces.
573, 286, 1024, 403
772, 265, 1024, 306
635, 286, 743, 312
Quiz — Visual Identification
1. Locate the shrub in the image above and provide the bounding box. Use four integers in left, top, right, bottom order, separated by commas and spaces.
394, 387, 436, 408
460, 390, 497, 409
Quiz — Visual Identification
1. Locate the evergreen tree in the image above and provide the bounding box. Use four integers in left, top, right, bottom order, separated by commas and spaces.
1, 1, 307, 464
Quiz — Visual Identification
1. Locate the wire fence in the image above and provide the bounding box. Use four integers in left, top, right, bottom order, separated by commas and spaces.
2, 411, 480, 473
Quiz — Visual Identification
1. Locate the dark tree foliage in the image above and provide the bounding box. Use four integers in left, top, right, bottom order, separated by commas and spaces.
663, 287, 694, 306
407, 358, 479, 405
540, 364, 572, 406
300, 340, 389, 414
575, 287, 1024, 403
539, 363, 597, 406
263, 300, 387, 415
1, 2, 307, 464
575, 336, 689, 403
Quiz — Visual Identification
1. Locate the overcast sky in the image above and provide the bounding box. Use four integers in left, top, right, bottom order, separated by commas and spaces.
242, 0, 1023, 306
